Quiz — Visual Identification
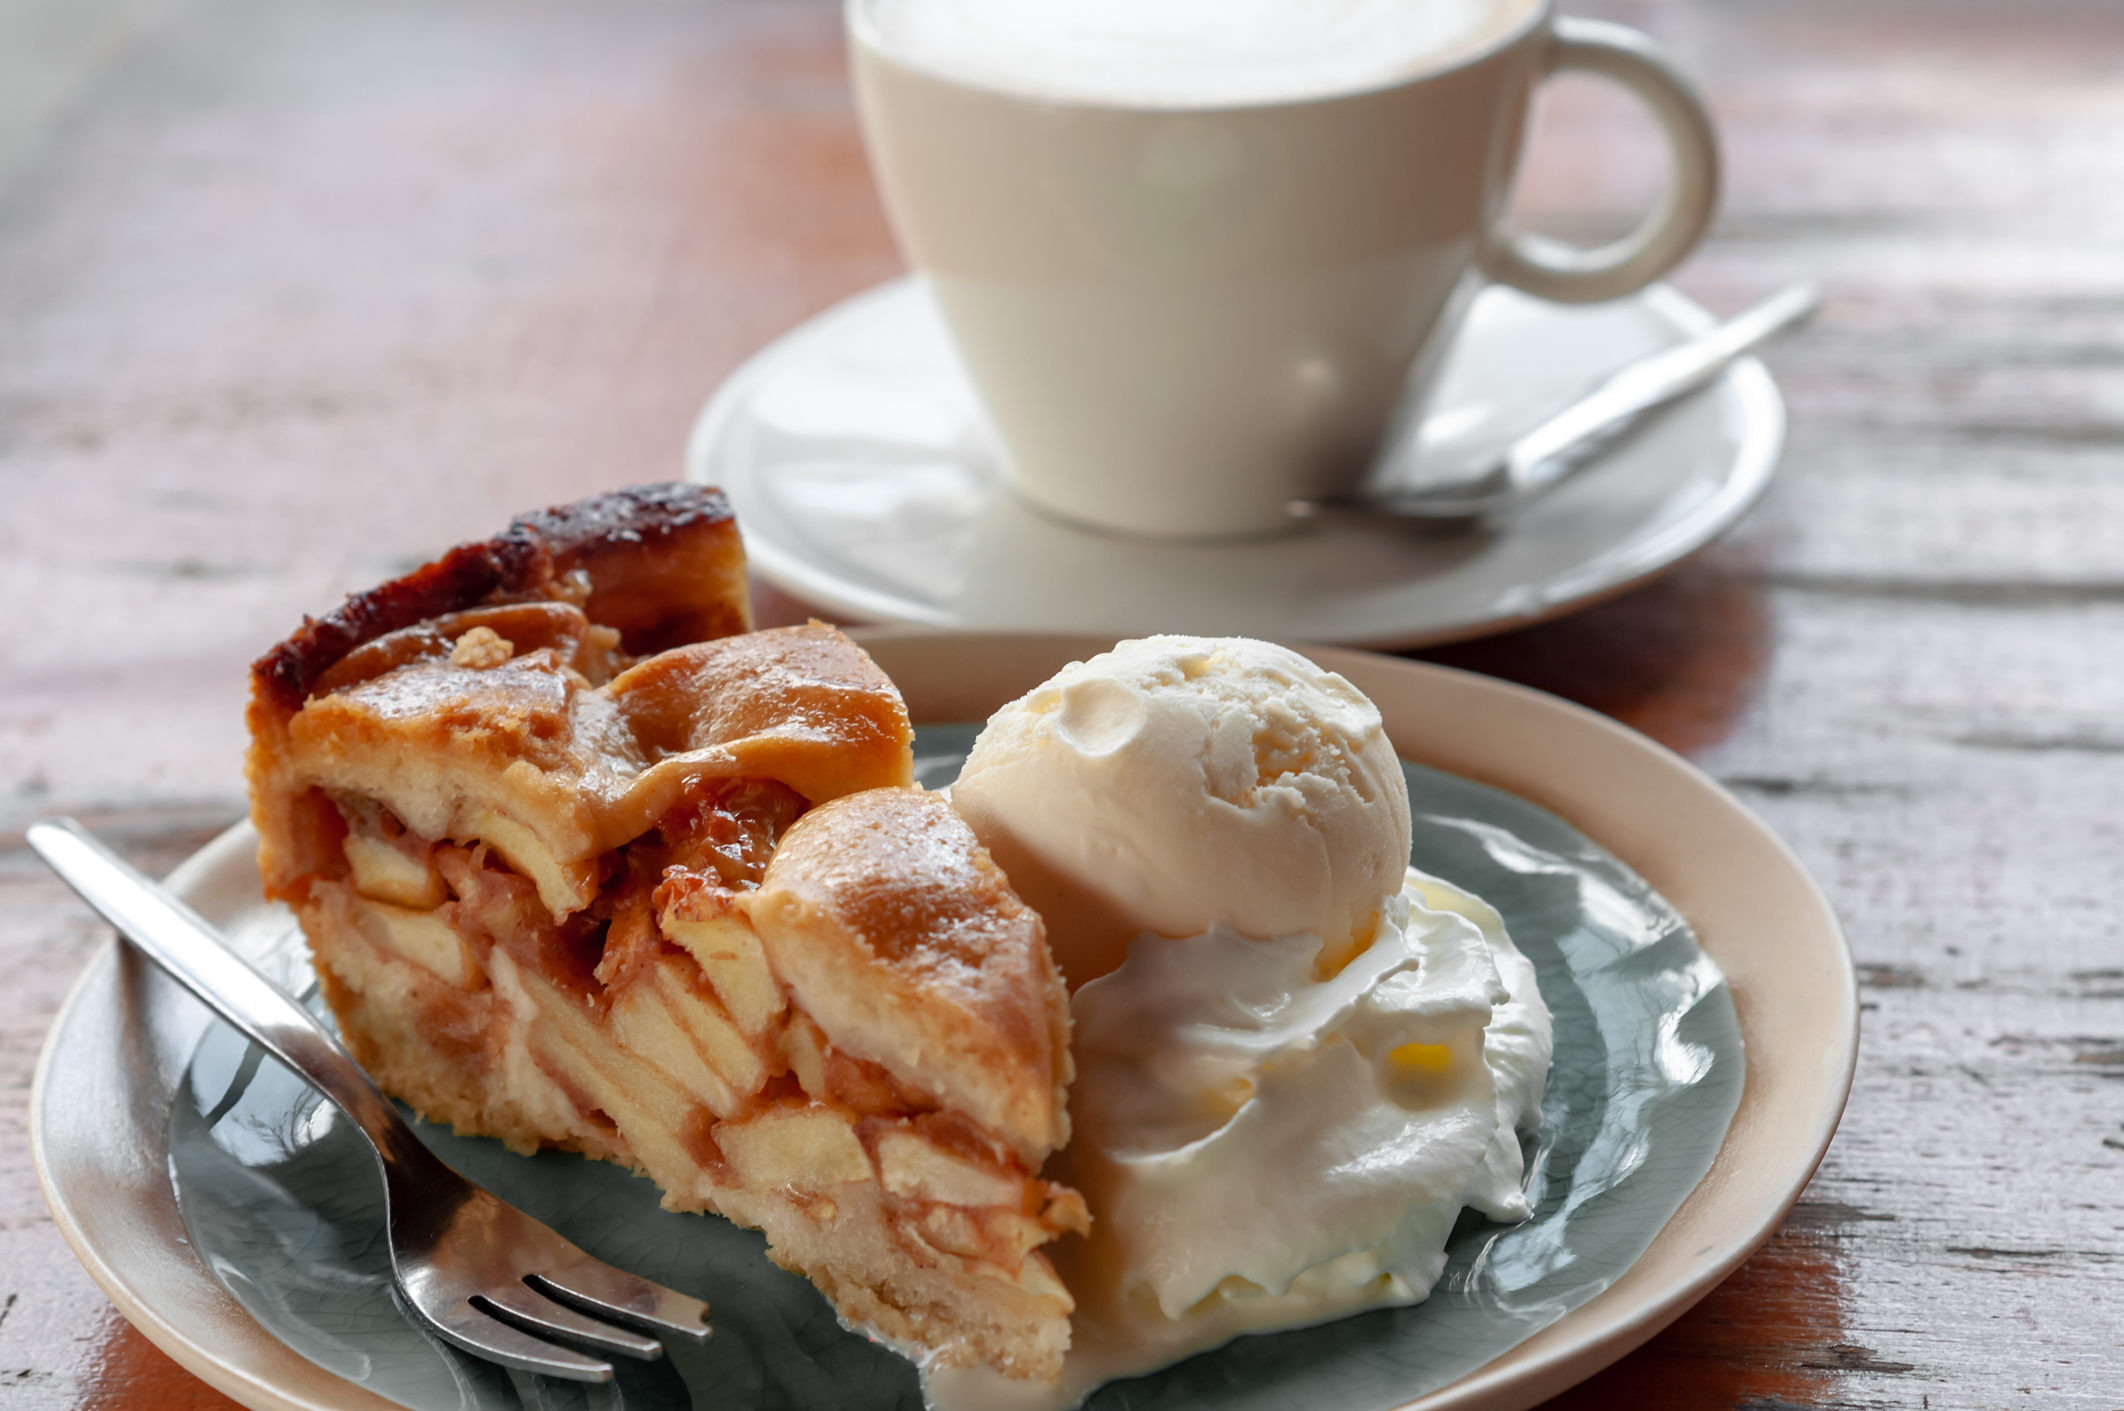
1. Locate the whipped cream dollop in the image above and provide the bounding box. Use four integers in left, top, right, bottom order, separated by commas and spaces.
1071, 868, 1549, 1319
923, 866, 1552, 1411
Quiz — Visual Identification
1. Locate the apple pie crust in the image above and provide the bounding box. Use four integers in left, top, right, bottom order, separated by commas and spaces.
244, 485, 1086, 1380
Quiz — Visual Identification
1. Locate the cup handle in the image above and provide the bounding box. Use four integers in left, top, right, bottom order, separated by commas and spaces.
1481, 17, 1721, 304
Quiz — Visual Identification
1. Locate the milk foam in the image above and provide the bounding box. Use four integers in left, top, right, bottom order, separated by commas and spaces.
855, 0, 1532, 108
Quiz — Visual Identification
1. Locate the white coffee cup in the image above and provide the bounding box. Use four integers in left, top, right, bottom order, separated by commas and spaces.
849, 0, 1719, 538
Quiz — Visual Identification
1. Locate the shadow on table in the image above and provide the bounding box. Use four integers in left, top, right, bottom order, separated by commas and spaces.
1531, 1198, 1866, 1409
1418, 562, 1772, 758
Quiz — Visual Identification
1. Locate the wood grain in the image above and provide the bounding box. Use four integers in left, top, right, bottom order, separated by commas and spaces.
3, 0, 2120, 1406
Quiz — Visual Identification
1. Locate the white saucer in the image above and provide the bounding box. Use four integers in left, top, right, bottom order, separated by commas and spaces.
686, 278, 1784, 648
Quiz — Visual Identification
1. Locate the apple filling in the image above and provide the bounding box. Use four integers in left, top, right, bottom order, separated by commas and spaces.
315, 780, 1086, 1310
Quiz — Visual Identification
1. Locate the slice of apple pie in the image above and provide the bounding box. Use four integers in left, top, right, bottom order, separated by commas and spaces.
244, 484, 1086, 1380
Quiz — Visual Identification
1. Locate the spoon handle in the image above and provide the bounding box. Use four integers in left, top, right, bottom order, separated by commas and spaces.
1508, 281, 1822, 493
1357, 281, 1821, 520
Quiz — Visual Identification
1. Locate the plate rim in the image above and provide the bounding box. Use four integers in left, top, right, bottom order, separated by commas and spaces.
30, 634, 1855, 1411
682, 277, 1787, 650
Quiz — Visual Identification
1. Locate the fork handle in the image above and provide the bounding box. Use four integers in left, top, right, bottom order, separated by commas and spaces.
27, 817, 444, 1177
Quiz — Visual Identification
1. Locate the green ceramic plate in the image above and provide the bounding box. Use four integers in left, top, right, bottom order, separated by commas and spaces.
168, 728, 1743, 1411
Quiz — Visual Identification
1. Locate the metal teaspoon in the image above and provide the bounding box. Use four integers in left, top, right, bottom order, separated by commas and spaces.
1310, 281, 1821, 522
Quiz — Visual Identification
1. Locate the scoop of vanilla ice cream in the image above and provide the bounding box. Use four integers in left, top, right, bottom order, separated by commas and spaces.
950, 636, 1412, 987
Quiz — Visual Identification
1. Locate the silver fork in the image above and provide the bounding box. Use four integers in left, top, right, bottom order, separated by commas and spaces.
28, 817, 712, 1383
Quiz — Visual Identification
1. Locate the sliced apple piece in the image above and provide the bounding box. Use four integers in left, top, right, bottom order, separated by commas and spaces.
464, 807, 599, 919
609, 954, 771, 1118
507, 961, 705, 1193
718, 1105, 873, 1190
875, 1126, 1021, 1209
344, 833, 447, 910
351, 895, 479, 988
662, 893, 785, 1036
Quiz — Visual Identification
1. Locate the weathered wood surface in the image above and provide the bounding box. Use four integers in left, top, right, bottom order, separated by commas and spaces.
2, 0, 2120, 1405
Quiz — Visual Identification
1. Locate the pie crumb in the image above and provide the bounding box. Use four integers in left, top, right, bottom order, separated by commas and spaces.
450, 626, 514, 669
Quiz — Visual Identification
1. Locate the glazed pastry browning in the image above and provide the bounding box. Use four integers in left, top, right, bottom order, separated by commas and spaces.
251, 481, 752, 715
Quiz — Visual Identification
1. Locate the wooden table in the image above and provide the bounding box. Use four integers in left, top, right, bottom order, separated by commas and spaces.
3, 0, 2119, 1404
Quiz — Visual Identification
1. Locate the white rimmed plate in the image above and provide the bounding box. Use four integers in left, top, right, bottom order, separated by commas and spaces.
31, 635, 1853, 1411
